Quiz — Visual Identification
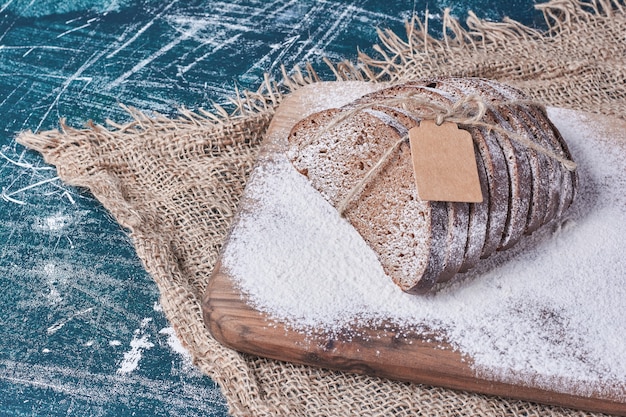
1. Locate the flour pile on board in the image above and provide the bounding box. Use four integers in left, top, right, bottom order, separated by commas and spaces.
221, 108, 626, 397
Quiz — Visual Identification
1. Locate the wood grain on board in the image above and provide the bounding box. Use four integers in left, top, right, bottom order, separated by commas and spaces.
203, 82, 626, 416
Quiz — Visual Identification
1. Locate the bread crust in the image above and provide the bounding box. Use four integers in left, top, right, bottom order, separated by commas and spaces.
349, 84, 474, 288
419, 79, 510, 258
433, 78, 533, 250
485, 79, 577, 227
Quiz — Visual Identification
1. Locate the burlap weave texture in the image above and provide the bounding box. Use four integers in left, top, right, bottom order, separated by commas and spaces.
17, 0, 625, 415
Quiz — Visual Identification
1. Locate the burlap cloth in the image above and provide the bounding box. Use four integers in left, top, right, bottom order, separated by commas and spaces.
17, 0, 626, 415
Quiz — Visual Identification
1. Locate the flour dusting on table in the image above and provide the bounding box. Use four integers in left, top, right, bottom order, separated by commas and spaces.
221, 108, 626, 398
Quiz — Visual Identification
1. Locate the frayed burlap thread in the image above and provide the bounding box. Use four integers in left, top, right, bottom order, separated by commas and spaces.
357, 0, 626, 121
17, 0, 625, 415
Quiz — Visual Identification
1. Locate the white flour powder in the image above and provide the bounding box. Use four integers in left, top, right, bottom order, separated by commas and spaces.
221, 108, 626, 398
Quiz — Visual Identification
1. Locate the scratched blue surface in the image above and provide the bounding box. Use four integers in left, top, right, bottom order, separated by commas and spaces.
0, 1, 541, 415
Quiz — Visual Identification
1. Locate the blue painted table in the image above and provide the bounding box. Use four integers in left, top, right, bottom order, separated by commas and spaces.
0, 1, 541, 415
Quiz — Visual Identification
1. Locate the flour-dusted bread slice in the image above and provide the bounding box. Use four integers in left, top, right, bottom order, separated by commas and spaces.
287, 77, 578, 293
348, 85, 475, 285
437, 201, 470, 283
481, 79, 577, 225
357, 107, 454, 291
345, 85, 475, 287
429, 77, 533, 250
459, 148, 490, 273
410, 79, 510, 259
287, 106, 443, 293
479, 79, 561, 232
465, 78, 549, 235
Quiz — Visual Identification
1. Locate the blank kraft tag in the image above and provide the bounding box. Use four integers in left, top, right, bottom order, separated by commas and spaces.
409, 120, 483, 203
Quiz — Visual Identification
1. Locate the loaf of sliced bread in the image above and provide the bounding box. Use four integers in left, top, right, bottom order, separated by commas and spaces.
286, 77, 577, 293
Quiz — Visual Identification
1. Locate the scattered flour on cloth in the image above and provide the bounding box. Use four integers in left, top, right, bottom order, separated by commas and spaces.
221, 108, 626, 398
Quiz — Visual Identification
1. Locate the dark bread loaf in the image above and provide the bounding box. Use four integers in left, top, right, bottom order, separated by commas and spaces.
286, 77, 577, 294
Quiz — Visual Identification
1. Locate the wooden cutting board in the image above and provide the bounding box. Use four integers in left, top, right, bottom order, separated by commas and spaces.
203, 81, 626, 416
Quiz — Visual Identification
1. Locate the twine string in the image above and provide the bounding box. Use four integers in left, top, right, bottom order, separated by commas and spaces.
336, 134, 408, 215
329, 94, 576, 216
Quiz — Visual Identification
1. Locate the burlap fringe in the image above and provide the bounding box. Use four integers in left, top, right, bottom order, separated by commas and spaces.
187, 0, 624, 124
356, 0, 625, 81
20, 0, 625, 137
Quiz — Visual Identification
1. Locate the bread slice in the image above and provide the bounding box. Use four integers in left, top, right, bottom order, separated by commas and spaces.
466, 79, 548, 235
415, 79, 510, 258
287, 106, 439, 293
458, 148, 490, 273
482, 79, 576, 226
478, 79, 558, 233
363, 104, 470, 287
437, 201, 470, 283
432, 77, 533, 250
351, 90, 461, 292
349, 85, 474, 287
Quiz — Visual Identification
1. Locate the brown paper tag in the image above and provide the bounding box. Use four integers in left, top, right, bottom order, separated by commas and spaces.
409, 120, 483, 203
